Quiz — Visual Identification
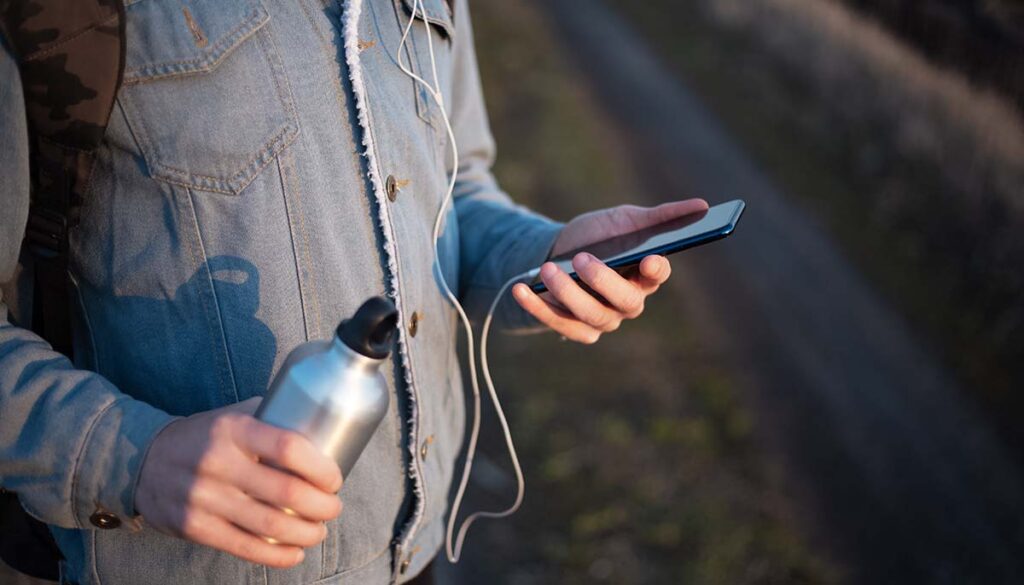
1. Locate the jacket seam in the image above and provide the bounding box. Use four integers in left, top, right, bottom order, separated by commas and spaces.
68, 272, 100, 372
69, 397, 121, 530
276, 155, 311, 342
122, 6, 268, 82
184, 189, 239, 403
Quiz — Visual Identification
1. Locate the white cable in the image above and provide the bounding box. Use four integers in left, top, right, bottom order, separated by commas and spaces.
395, 1, 530, 563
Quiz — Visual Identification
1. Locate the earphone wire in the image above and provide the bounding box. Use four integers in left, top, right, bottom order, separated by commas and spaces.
395, 0, 528, 563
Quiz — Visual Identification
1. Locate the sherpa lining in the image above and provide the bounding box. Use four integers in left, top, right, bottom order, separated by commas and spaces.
341, 0, 428, 562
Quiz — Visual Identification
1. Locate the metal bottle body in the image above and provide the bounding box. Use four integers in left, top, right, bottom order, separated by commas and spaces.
255, 337, 390, 479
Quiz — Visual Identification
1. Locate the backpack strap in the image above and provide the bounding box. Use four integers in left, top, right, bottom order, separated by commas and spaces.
1, 0, 126, 352
0, 1, 126, 580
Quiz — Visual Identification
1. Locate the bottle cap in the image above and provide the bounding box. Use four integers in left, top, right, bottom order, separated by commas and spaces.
335, 297, 399, 359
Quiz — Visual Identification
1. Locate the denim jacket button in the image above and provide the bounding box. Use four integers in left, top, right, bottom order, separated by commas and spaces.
89, 510, 121, 529
408, 311, 421, 337
386, 175, 398, 202
420, 434, 434, 460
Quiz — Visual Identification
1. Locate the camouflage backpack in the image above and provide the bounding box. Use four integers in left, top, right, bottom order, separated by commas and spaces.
0, 0, 126, 580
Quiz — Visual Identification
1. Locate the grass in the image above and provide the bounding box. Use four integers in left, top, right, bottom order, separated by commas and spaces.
454, 1, 837, 583
615, 0, 1024, 452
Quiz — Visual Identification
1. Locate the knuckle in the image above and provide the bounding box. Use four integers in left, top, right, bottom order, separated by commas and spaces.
585, 264, 608, 288
195, 448, 224, 476
233, 539, 263, 564
624, 293, 645, 317
583, 332, 602, 345
587, 309, 614, 331
277, 477, 304, 506
258, 511, 283, 537
212, 413, 241, 436
274, 432, 304, 465
179, 509, 203, 538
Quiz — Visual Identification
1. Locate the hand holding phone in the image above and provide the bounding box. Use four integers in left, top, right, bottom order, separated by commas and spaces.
529, 199, 745, 293
512, 198, 744, 344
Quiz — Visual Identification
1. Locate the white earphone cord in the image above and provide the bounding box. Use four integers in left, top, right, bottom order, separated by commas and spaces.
396, 1, 529, 563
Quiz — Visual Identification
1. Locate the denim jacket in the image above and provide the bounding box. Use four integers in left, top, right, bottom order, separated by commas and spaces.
0, 0, 563, 583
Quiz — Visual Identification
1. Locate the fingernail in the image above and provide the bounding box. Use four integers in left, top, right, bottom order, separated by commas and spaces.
513, 283, 529, 298
575, 253, 591, 267
541, 262, 557, 278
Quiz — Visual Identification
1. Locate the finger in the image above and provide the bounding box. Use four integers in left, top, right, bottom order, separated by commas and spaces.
633, 255, 672, 292
573, 253, 646, 318
233, 457, 343, 522
235, 419, 344, 494
539, 262, 622, 332
184, 508, 306, 568
209, 486, 328, 548
635, 199, 710, 228
512, 283, 603, 344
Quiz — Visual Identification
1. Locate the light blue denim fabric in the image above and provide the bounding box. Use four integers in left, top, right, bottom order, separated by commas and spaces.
0, 0, 563, 583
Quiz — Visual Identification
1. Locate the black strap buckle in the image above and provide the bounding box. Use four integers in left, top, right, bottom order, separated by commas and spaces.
25, 205, 68, 260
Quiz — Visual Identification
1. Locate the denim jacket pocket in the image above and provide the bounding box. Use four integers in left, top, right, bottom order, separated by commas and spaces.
398, 0, 455, 129
119, 0, 298, 194
400, 0, 454, 40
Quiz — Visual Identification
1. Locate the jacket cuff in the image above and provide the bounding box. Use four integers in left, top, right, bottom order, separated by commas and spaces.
71, 397, 177, 530
496, 220, 564, 331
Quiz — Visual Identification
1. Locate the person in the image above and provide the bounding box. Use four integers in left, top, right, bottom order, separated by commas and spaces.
0, 0, 706, 583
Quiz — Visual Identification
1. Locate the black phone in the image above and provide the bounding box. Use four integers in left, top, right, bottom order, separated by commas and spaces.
529, 199, 745, 294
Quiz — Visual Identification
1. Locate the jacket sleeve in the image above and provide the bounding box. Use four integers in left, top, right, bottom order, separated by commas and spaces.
0, 36, 176, 531
449, 0, 565, 330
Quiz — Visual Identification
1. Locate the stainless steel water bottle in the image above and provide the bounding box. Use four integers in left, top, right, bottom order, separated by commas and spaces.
255, 297, 398, 480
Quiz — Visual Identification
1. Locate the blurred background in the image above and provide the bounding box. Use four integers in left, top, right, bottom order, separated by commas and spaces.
442, 0, 1024, 583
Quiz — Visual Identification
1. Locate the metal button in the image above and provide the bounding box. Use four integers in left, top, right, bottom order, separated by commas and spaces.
408, 311, 421, 337
420, 435, 434, 461
89, 510, 121, 529
399, 547, 419, 574
386, 175, 398, 202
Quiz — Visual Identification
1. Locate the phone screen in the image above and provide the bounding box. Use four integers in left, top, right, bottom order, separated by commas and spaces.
531, 199, 745, 293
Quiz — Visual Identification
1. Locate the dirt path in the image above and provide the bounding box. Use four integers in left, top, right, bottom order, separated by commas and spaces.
538, 1, 1024, 583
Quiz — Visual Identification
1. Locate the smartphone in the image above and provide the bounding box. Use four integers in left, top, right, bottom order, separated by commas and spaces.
529, 199, 745, 294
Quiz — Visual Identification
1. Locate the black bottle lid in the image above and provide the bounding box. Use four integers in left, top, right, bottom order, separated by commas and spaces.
335, 297, 399, 359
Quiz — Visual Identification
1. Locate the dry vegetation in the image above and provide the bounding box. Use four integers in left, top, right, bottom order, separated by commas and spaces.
618, 0, 1024, 449
450, 0, 836, 583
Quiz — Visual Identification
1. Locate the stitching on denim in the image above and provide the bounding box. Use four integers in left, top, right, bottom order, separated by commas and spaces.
186, 189, 241, 404
288, 156, 323, 339
182, 188, 235, 401
398, 0, 453, 38
123, 6, 268, 83
90, 529, 101, 585
307, 543, 392, 585
68, 272, 100, 372
148, 121, 297, 194
69, 397, 121, 530
276, 155, 312, 342
133, 25, 301, 196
